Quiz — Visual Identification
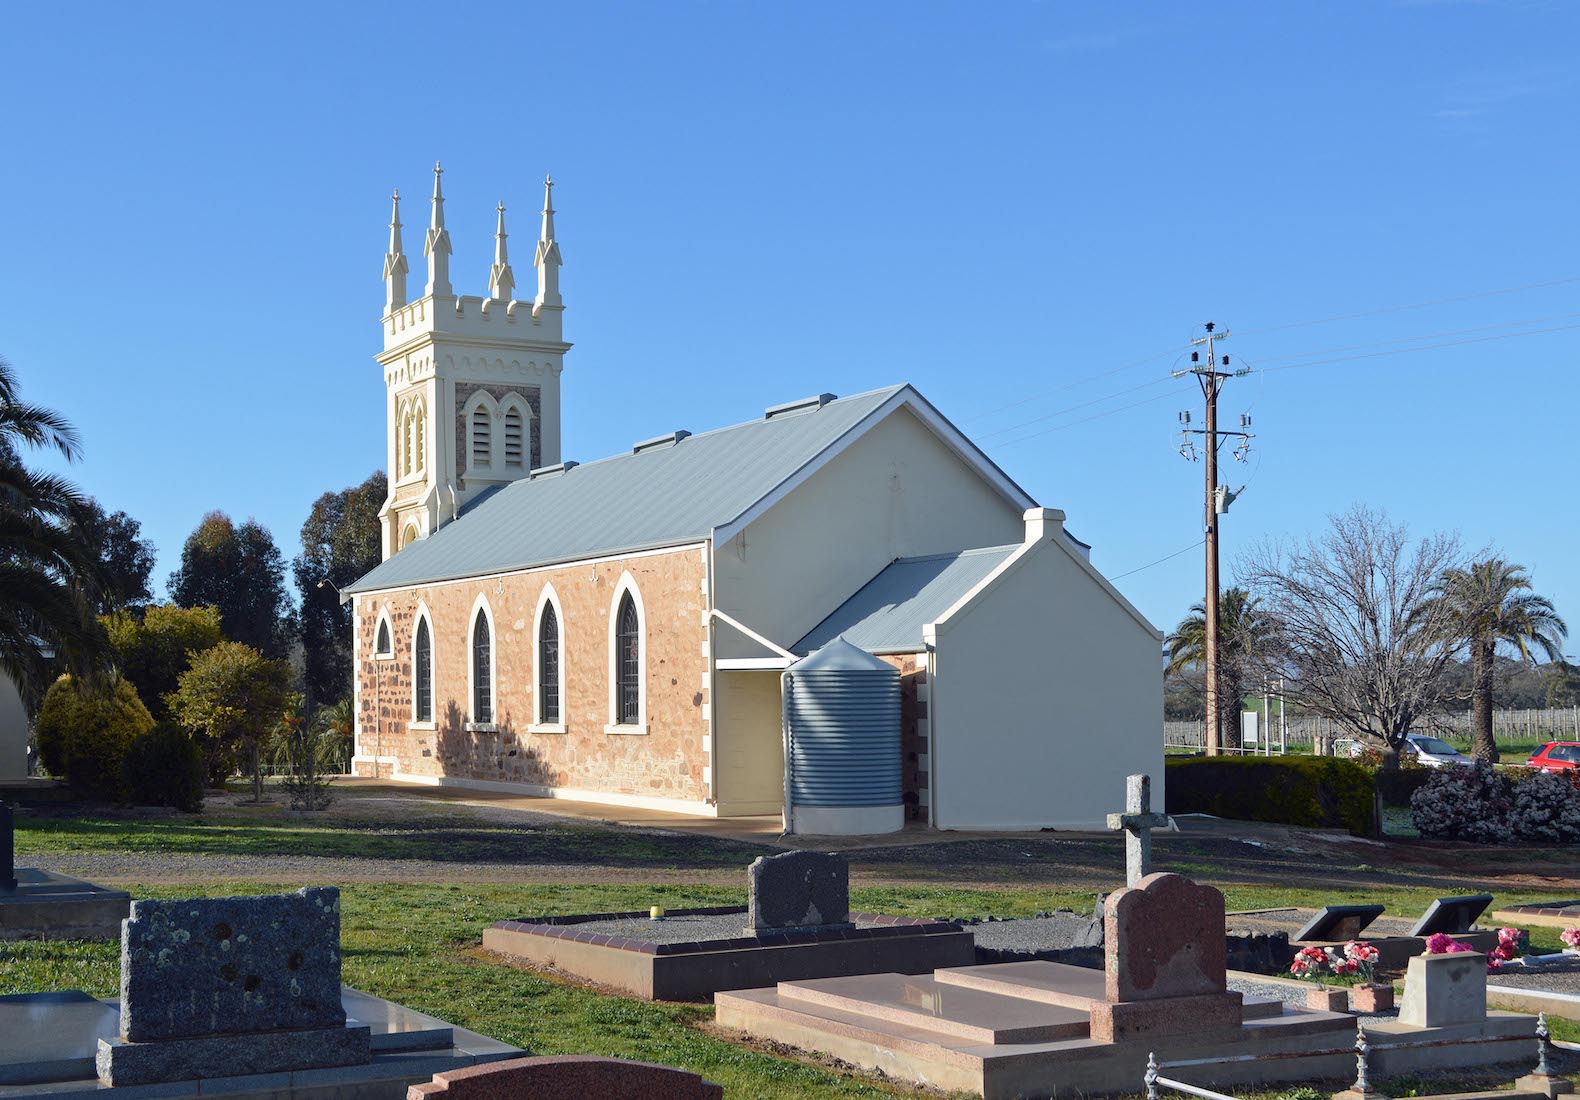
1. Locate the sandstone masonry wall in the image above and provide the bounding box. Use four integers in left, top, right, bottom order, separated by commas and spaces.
353, 545, 710, 804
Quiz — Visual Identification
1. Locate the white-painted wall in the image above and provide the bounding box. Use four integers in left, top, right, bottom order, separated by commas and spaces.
712, 407, 1026, 658
0, 675, 29, 782
927, 515, 1163, 830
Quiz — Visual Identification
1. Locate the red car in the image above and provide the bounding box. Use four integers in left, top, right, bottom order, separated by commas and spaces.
1527, 741, 1580, 773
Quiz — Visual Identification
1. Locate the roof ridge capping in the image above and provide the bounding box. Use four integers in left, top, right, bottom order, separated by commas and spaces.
633, 430, 692, 454
765, 393, 837, 419
529, 460, 579, 479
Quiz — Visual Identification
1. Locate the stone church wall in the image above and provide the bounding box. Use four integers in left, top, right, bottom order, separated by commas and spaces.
353, 545, 710, 806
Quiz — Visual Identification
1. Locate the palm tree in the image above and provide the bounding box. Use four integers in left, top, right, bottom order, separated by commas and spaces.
1431, 559, 1567, 762
1165, 587, 1274, 752
0, 355, 109, 702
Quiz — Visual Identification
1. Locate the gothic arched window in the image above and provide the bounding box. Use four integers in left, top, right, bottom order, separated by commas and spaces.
472, 610, 493, 723
375, 619, 391, 656
471, 404, 492, 467
538, 602, 559, 724
414, 617, 433, 723
413, 404, 425, 473
615, 592, 640, 725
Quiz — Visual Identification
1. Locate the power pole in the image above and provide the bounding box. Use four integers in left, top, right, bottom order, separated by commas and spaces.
1174, 322, 1252, 755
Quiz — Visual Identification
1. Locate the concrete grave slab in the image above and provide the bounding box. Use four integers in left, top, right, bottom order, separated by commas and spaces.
1401, 951, 1489, 1028
0, 868, 130, 942
408, 1055, 724, 1099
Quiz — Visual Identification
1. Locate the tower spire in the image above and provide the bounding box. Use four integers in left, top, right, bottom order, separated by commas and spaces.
533, 174, 562, 314
424, 161, 453, 297
383, 189, 409, 313
488, 201, 516, 301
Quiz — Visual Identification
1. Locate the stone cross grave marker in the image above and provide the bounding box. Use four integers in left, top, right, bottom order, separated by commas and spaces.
1106, 774, 1169, 888
1, 801, 15, 893
746, 850, 851, 934
96, 885, 371, 1086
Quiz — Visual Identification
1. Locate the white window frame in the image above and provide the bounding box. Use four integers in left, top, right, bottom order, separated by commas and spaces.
373, 606, 395, 660
605, 571, 648, 735
410, 601, 436, 730
529, 583, 566, 733
466, 591, 497, 731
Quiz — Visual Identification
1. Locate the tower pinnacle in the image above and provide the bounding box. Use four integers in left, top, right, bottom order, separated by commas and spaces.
534, 174, 562, 314
383, 189, 409, 313
424, 161, 453, 297
489, 200, 516, 301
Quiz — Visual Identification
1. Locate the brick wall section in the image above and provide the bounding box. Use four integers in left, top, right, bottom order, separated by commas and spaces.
880, 653, 928, 823
354, 546, 710, 803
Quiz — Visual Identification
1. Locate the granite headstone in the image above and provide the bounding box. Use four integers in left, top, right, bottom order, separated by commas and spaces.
1, 802, 15, 893
96, 886, 370, 1085
746, 850, 851, 933
1294, 904, 1386, 942
1409, 894, 1493, 938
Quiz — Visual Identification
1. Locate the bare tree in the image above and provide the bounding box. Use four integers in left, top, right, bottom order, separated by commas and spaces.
1239, 505, 1467, 769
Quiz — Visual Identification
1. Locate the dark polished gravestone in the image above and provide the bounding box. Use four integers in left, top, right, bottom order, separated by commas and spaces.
1411, 893, 1495, 938
96, 886, 372, 1086
2, 801, 15, 892
746, 850, 852, 934
1294, 903, 1386, 943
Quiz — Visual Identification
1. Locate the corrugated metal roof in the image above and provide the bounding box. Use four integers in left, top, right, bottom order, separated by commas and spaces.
346, 385, 909, 594
794, 545, 1019, 655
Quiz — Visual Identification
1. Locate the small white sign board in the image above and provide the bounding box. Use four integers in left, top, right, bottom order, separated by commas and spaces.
1241, 711, 1259, 745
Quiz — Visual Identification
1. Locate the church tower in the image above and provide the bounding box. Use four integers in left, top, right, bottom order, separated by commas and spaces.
376, 165, 569, 558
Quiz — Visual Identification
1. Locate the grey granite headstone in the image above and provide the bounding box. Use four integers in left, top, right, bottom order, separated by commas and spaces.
1409, 893, 1494, 938
97, 886, 370, 1085
746, 850, 851, 933
1, 802, 15, 893
1294, 904, 1385, 942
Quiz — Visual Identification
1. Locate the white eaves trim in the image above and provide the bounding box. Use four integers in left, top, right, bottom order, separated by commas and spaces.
711, 386, 1037, 548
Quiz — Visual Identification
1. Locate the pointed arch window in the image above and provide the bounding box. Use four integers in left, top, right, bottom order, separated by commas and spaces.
375, 619, 391, 656
471, 404, 492, 467
413, 405, 425, 473
414, 618, 433, 723
615, 593, 640, 725
504, 407, 524, 468
472, 611, 493, 723
538, 602, 560, 724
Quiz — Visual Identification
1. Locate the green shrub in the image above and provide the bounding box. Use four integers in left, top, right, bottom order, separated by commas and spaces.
35, 675, 155, 800
122, 722, 205, 812
1165, 755, 1377, 835
1374, 765, 1433, 807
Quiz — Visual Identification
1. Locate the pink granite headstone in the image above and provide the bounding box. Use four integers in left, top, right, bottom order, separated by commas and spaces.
407, 1055, 725, 1099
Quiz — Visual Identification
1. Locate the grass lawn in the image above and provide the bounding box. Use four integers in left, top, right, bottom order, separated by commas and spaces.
6, 796, 1579, 1097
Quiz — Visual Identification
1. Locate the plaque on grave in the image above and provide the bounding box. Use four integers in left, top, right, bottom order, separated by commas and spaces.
1409, 894, 1493, 938
96, 886, 371, 1086
746, 850, 851, 933
1294, 904, 1386, 943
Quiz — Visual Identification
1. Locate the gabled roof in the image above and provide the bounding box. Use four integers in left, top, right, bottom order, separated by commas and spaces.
794, 545, 1020, 655
347, 384, 1034, 595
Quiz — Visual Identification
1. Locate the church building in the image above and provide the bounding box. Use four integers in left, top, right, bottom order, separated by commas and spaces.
345, 166, 1163, 831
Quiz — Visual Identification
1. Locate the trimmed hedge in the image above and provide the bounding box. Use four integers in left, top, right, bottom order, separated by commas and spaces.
35, 674, 155, 801
123, 722, 206, 812
1165, 756, 1377, 836
1374, 766, 1434, 807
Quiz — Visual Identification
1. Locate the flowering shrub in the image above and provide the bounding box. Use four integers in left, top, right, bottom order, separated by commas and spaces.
1508, 770, 1580, 842
1561, 927, 1580, 950
1410, 764, 1514, 842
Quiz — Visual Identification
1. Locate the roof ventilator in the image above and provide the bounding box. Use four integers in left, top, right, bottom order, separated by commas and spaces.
528, 460, 579, 479
632, 430, 691, 454
764, 393, 837, 420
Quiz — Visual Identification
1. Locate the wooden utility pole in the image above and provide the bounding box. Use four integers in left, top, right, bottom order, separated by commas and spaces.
1175, 323, 1252, 755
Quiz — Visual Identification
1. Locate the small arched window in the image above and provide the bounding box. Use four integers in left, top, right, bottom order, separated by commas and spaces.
472, 611, 493, 723
375, 619, 391, 656
504, 407, 524, 468
538, 602, 559, 724
615, 593, 640, 725
402, 522, 419, 549
471, 404, 492, 467
414, 618, 433, 723
413, 405, 425, 473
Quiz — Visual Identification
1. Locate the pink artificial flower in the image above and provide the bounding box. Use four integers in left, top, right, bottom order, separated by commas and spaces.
1561, 927, 1580, 949
1425, 933, 1473, 955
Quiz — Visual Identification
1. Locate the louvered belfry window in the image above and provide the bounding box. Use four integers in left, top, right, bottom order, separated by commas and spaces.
473, 612, 492, 723
538, 603, 560, 724
414, 619, 433, 723
471, 405, 491, 466
504, 408, 524, 468
616, 593, 640, 724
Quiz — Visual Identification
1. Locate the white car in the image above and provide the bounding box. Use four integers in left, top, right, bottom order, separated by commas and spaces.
1337, 734, 1475, 767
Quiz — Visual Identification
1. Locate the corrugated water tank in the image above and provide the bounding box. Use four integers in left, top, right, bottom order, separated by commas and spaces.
783, 637, 903, 835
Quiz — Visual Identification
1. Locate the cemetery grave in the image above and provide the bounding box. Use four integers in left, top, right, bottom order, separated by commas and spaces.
0, 886, 517, 1096
1227, 893, 1502, 971
482, 850, 974, 1001
0, 800, 129, 941
715, 775, 1547, 1098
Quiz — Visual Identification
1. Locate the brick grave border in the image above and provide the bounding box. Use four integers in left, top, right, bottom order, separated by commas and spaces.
481, 906, 976, 1001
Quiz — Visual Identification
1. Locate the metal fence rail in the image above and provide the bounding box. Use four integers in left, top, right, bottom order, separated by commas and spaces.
1166, 705, 1580, 752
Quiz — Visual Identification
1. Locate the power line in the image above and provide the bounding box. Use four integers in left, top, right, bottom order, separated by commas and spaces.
958, 346, 1183, 424
1235, 274, 1580, 337
1109, 540, 1205, 581
1258, 320, 1580, 375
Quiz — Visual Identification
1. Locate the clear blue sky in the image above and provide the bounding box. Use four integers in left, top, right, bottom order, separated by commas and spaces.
4, 2, 1577, 639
